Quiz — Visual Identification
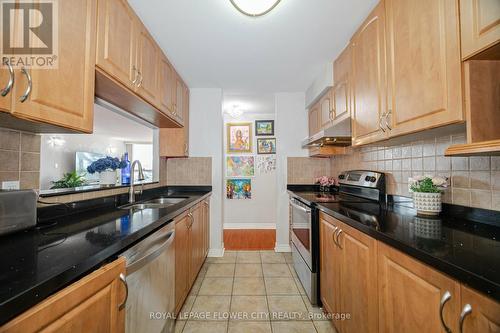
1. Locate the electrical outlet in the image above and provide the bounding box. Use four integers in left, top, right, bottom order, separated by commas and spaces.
2, 181, 20, 190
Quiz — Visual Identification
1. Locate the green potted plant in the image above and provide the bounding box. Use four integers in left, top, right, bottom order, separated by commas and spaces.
51, 171, 86, 189
409, 176, 448, 216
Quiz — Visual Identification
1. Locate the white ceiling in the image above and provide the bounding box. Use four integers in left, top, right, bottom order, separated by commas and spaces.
223, 93, 276, 115
128, 0, 378, 93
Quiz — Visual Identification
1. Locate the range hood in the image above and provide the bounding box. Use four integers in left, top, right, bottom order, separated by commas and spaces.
302, 117, 352, 148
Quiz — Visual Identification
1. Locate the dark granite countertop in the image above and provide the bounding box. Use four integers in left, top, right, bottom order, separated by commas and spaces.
0, 186, 212, 325
289, 189, 500, 302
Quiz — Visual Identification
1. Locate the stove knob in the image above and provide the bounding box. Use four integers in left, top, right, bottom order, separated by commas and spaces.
365, 176, 371, 182
339, 175, 345, 180
370, 176, 377, 183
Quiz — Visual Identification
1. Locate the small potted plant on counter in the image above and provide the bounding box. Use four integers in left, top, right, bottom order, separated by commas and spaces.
409, 176, 449, 216
50, 171, 86, 189
87, 156, 127, 186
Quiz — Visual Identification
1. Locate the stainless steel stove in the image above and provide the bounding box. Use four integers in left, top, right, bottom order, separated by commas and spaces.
289, 170, 386, 305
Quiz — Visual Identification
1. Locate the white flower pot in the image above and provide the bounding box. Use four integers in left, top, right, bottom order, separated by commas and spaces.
99, 170, 117, 186
413, 192, 442, 216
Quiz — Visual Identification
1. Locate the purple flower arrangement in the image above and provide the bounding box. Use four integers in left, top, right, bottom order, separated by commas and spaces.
87, 156, 127, 174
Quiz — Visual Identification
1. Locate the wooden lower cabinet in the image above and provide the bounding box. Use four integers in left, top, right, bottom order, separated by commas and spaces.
0, 258, 126, 333
319, 214, 341, 331
338, 221, 378, 333
378, 242, 460, 333
174, 201, 210, 314
320, 213, 500, 333
174, 211, 191, 314
460, 285, 500, 333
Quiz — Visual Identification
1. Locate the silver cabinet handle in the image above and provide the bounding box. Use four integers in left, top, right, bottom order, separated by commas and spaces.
336, 229, 343, 249
184, 143, 188, 154
118, 273, 128, 311
1, 58, 14, 97
379, 113, 386, 132
131, 66, 139, 85
331, 226, 339, 247
459, 304, 472, 333
137, 70, 143, 88
385, 109, 392, 130
19, 67, 32, 103
439, 291, 452, 333
188, 212, 194, 228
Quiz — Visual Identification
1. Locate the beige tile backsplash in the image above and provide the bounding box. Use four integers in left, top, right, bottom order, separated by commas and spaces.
0, 128, 41, 189
166, 157, 212, 185
327, 131, 500, 211
287, 157, 331, 184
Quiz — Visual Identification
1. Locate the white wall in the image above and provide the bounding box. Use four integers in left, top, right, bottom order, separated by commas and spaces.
275, 92, 309, 251
189, 88, 225, 256
223, 113, 277, 229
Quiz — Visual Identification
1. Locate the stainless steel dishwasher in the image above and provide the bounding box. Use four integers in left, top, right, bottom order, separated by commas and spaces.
122, 222, 175, 333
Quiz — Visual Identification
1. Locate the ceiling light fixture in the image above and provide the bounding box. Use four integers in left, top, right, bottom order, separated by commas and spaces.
229, 0, 281, 17
227, 105, 244, 118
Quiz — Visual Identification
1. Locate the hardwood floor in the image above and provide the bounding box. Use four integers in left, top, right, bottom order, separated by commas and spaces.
224, 230, 276, 251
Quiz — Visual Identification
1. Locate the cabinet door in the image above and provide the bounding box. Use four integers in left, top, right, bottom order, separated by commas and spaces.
460, 285, 500, 333
174, 76, 185, 125
183, 85, 190, 155
158, 56, 175, 117
385, 0, 463, 137
96, 0, 137, 88
308, 105, 320, 135
333, 81, 349, 121
135, 25, 160, 106
1, 258, 126, 333
0, 57, 13, 112
319, 91, 333, 129
378, 242, 460, 333
351, 2, 388, 146
175, 213, 191, 314
337, 221, 378, 333
189, 204, 204, 285
319, 213, 342, 332
203, 200, 210, 258
10, 0, 96, 133
460, 0, 500, 59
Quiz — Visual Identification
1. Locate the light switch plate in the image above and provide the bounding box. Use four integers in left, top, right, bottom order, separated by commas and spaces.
2, 181, 20, 190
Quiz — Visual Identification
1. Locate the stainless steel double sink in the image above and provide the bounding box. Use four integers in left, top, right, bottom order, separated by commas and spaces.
120, 197, 188, 210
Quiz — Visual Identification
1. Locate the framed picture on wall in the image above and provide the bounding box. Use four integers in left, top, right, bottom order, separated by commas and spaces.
226, 179, 252, 199
255, 120, 274, 136
227, 122, 252, 153
257, 138, 276, 154
226, 156, 255, 177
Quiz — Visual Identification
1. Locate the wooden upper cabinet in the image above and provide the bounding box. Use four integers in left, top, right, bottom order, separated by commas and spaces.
337, 221, 378, 333
333, 45, 352, 123
460, 0, 500, 59
0, 58, 12, 113
158, 56, 175, 116
135, 25, 160, 105
319, 89, 334, 129
351, 2, 388, 146
174, 75, 185, 125
378, 242, 461, 333
5, 0, 96, 133
308, 103, 320, 135
385, 0, 463, 137
460, 285, 500, 333
96, 0, 137, 88
1, 258, 126, 333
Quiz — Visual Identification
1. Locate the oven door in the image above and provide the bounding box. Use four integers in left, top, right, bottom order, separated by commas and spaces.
290, 198, 312, 269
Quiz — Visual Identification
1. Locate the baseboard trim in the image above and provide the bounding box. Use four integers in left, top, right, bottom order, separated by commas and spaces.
223, 223, 276, 230
274, 243, 292, 252
208, 248, 225, 257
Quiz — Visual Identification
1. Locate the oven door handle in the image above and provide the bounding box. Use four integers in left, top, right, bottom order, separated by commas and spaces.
290, 200, 311, 214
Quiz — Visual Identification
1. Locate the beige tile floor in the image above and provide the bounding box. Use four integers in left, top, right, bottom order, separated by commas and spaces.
174, 251, 337, 333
